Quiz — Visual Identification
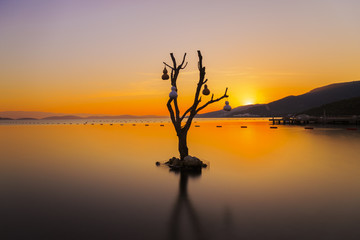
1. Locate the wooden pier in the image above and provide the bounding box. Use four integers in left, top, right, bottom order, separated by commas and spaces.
270, 116, 360, 125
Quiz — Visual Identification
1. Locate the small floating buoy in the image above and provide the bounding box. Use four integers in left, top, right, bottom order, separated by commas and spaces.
110, 124, 113, 126
216, 125, 222, 128
270, 126, 277, 129
241, 126, 247, 128
160, 124, 164, 127
155, 161, 161, 166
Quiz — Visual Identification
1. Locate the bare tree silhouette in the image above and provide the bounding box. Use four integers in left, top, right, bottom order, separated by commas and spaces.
163, 51, 229, 160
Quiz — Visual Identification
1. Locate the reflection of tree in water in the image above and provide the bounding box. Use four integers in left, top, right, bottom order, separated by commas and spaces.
168, 169, 205, 240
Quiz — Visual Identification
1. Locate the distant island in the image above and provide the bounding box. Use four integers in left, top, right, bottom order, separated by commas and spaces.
0, 113, 166, 120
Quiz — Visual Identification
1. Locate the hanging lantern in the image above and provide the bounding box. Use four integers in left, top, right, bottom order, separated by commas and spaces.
162, 67, 169, 80
223, 100, 231, 111
169, 86, 178, 99
202, 84, 210, 95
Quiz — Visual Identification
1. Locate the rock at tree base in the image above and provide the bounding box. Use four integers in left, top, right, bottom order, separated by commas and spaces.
165, 156, 207, 170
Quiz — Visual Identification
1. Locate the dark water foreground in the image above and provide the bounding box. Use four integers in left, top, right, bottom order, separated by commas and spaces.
1, 119, 360, 239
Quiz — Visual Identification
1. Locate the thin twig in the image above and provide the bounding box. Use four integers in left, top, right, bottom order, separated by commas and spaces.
179, 53, 187, 67
163, 62, 174, 70
181, 62, 188, 69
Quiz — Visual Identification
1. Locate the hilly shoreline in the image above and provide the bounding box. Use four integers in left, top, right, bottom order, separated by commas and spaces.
198, 80, 360, 117
2, 81, 360, 120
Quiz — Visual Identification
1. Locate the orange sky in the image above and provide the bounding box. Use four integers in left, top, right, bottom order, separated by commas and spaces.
1, 0, 359, 115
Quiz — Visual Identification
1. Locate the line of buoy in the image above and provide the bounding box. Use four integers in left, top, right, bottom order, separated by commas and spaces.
305, 127, 314, 130
160, 124, 164, 127
241, 126, 247, 128
216, 125, 222, 128
270, 126, 277, 129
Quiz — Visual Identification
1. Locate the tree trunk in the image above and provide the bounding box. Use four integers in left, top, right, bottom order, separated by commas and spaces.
178, 132, 188, 160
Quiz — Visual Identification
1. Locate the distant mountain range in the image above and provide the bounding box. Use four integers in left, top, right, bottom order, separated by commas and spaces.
197, 104, 265, 118
199, 80, 360, 117
0, 112, 166, 120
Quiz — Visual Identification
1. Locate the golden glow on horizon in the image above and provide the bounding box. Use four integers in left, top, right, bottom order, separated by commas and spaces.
244, 100, 255, 105
1, 0, 360, 116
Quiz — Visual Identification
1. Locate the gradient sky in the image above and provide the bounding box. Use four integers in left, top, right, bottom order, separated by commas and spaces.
1, 0, 359, 115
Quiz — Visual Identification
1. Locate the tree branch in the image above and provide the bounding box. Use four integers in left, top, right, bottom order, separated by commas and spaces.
170, 53, 177, 69
173, 98, 180, 121
181, 51, 208, 131
180, 106, 192, 121
167, 98, 180, 133
179, 53, 187, 67
189, 51, 206, 114
197, 50, 203, 70
195, 88, 228, 114
180, 62, 188, 69
163, 62, 174, 70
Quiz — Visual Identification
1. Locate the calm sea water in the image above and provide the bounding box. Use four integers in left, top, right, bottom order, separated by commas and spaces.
1, 118, 360, 240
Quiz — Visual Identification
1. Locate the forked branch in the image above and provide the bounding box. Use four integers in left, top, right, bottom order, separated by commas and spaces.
195, 88, 228, 114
